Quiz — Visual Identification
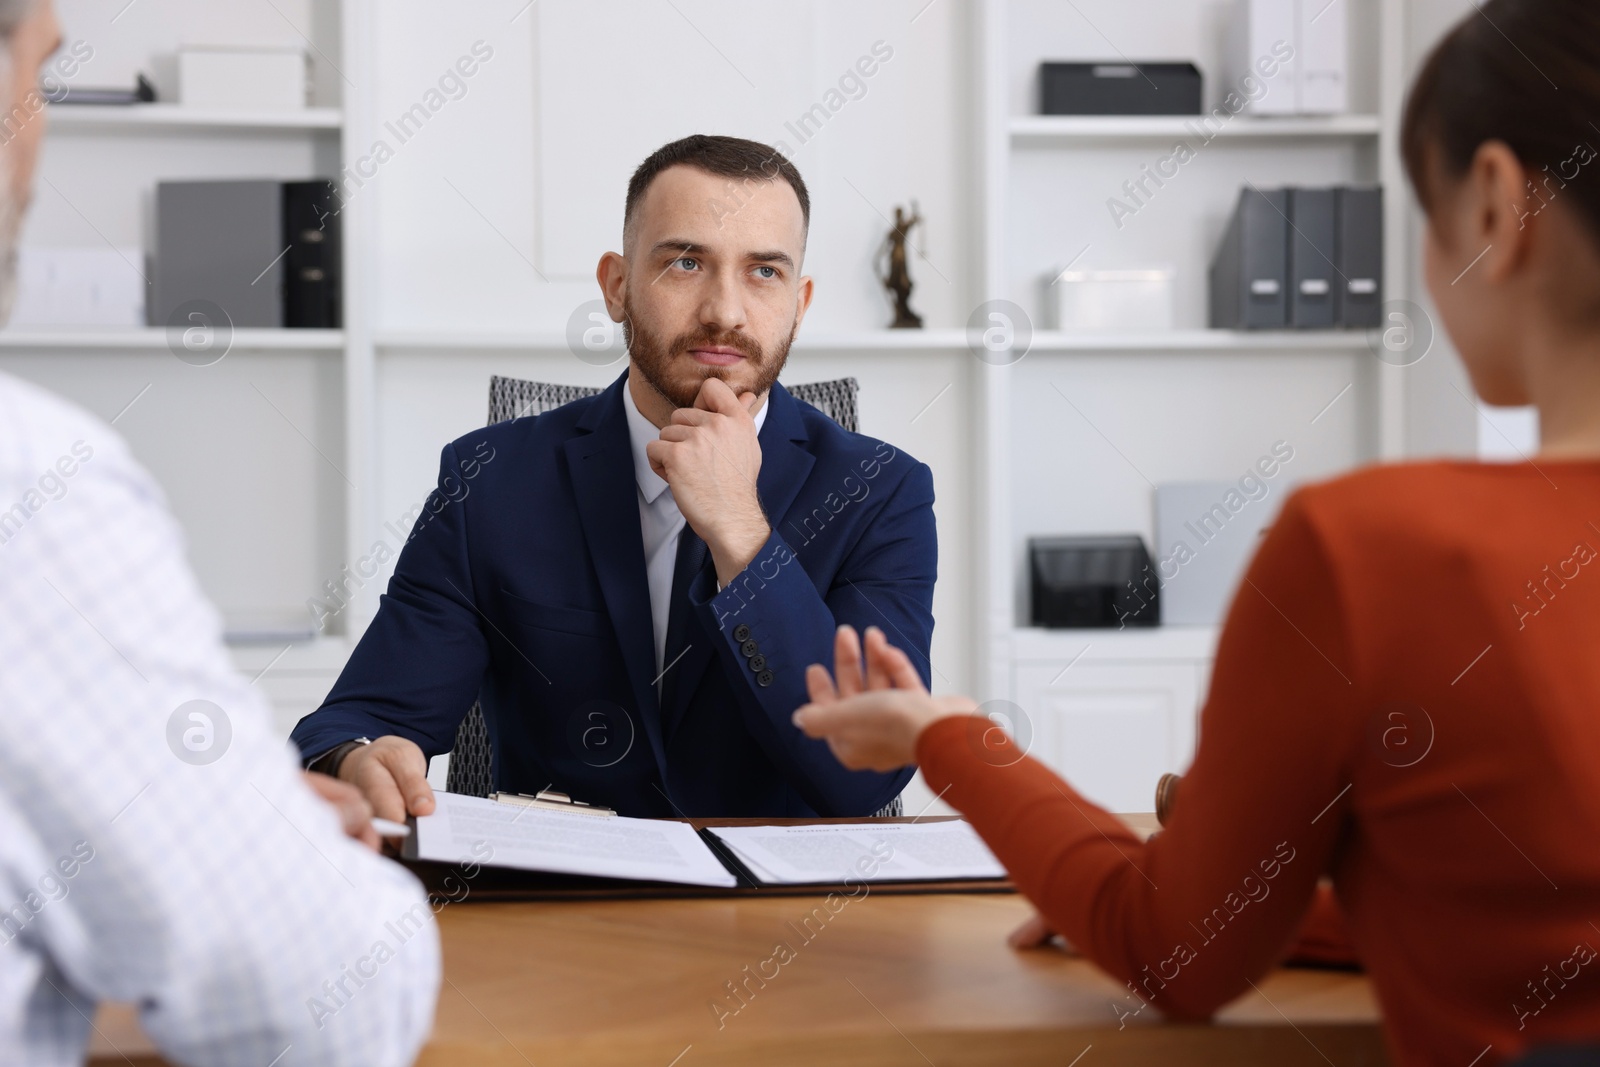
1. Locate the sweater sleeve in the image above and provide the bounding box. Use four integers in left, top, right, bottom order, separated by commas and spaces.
917, 491, 1363, 1019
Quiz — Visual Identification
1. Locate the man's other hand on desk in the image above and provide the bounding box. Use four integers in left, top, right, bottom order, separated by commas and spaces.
303, 771, 383, 850
338, 735, 436, 822
793, 624, 975, 772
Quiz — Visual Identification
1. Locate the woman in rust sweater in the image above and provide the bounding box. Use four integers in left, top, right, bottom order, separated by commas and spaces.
793, 2, 1600, 1063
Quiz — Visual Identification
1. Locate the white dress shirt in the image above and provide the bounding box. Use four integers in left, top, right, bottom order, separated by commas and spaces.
621, 383, 768, 677
0, 372, 439, 1067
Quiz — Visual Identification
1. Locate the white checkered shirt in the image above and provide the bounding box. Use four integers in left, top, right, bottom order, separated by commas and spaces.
0, 372, 440, 1066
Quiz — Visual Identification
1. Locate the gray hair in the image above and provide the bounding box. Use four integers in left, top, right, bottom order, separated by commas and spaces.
0, 0, 36, 39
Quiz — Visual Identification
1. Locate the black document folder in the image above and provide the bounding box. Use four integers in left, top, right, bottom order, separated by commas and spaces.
283, 181, 343, 329
1336, 186, 1383, 328
1288, 187, 1338, 329
1209, 187, 1290, 330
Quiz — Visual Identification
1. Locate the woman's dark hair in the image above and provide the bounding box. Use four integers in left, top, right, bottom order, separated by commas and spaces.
1402, 0, 1600, 240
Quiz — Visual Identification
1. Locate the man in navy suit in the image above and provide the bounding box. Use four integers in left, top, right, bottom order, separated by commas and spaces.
291, 134, 937, 819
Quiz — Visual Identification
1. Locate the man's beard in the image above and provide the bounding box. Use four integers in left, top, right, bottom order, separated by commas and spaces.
621, 291, 794, 409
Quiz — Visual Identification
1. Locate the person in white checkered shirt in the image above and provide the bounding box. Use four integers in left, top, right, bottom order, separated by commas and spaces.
0, 2, 440, 1064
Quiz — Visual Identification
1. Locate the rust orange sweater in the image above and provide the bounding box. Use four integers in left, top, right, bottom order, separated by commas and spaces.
919, 462, 1600, 1066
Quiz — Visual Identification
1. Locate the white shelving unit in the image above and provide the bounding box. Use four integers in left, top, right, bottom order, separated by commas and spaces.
970, 0, 1413, 810
375, 328, 1378, 354
375, 329, 980, 352
4, 0, 365, 734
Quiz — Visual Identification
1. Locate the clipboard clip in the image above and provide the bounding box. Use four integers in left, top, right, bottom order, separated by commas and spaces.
489, 789, 616, 818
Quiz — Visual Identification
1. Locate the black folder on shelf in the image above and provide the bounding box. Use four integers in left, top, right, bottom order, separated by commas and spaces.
283, 180, 342, 329
1288, 187, 1338, 329
151, 178, 344, 330
1336, 186, 1384, 328
1209, 186, 1289, 330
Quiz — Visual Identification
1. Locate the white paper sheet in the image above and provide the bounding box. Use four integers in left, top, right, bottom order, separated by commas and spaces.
412, 792, 737, 888
708, 822, 1006, 885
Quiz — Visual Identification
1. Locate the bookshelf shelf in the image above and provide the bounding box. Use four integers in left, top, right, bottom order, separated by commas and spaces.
1010, 625, 1219, 662
46, 104, 343, 132
374, 328, 1375, 354
1009, 113, 1382, 145
0, 327, 345, 350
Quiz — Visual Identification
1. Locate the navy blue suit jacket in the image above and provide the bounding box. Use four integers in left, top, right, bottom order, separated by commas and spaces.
290, 374, 937, 817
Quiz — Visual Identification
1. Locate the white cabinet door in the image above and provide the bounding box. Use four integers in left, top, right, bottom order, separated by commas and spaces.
1010, 662, 1201, 813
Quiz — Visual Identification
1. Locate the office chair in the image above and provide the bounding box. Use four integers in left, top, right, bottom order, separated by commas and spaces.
445, 373, 906, 817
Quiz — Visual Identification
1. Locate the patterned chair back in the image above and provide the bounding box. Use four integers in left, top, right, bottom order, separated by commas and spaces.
443, 375, 902, 816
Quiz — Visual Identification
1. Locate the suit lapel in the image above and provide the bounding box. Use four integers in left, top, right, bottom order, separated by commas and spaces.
563, 375, 668, 776
663, 384, 816, 736
751, 383, 818, 539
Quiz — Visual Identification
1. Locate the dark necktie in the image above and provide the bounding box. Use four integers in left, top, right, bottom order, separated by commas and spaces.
659, 526, 708, 719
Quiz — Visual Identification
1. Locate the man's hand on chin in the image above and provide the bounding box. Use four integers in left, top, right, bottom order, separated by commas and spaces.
644, 377, 771, 586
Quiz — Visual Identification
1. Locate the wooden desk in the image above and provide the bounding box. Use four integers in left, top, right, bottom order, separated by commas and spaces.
91, 891, 1386, 1066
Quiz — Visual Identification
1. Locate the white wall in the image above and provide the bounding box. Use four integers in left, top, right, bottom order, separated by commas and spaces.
367, 0, 977, 333
1398, 0, 1489, 459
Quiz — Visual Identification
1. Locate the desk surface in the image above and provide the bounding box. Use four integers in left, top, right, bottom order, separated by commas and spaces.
91, 891, 1386, 1066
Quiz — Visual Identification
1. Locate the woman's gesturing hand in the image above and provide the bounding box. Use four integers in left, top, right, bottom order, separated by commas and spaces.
792, 624, 974, 772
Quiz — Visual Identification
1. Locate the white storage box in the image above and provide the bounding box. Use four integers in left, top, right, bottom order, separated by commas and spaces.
1047, 267, 1174, 332
1228, 0, 1349, 116
179, 45, 308, 110
12, 247, 145, 327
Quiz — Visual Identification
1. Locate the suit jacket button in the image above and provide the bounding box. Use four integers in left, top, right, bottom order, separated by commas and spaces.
749, 654, 767, 672
733, 623, 752, 642
741, 639, 759, 658
757, 670, 775, 687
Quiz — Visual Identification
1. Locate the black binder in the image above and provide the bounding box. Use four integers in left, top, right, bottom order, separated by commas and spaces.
1209, 187, 1289, 330
283, 180, 342, 328
1336, 186, 1383, 328
1287, 187, 1338, 329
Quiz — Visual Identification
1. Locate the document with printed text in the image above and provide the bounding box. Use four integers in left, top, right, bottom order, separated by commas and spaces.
411, 792, 738, 888
707, 822, 1006, 885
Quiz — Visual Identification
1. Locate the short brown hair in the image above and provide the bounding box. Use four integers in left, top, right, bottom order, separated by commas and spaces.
623, 134, 810, 250
1401, 0, 1600, 241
